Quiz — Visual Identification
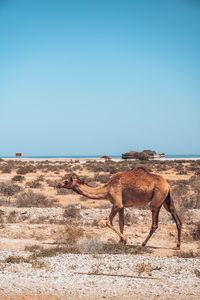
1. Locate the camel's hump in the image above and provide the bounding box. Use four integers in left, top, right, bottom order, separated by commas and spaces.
110, 167, 151, 181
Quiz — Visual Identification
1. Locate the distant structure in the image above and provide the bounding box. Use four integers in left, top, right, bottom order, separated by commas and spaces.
122, 150, 165, 160
100, 155, 112, 160
16, 153, 22, 158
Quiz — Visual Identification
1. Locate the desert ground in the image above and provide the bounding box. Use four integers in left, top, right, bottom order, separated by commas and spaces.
0, 157, 200, 299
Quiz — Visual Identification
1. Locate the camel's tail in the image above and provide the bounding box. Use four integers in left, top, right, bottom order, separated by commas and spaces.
163, 188, 182, 226
163, 188, 182, 248
163, 189, 174, 212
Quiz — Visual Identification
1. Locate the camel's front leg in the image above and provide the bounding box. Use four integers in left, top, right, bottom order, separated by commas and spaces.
98, 206, 127, 244
119, 207, 126, 244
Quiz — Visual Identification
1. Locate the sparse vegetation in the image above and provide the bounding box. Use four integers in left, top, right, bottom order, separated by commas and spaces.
63, 205, 81, 220
60, 224, 84, 244
15, 190, 58, 207
135, 262, 155, 275
2, 255, 47, 268
0, 182, 22, 197
174, 251, 200, 258
16, 165, 36, 174
12, 175, 25, 182
7, 210, 17, 223
26, 180, 43, 189
0, 158, 200, 299
194, 269, 200, 278
57, 188, 74, 195
0, 158, 200, 258
192, 221, 200, 240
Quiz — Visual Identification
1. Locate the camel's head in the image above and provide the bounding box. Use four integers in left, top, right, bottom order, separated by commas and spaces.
57, 175, 84, 190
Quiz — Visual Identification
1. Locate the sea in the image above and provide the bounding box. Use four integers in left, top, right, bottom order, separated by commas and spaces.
1, 154, 200, 159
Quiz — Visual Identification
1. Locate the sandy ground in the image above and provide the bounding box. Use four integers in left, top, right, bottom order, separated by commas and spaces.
0, 158, 200, 299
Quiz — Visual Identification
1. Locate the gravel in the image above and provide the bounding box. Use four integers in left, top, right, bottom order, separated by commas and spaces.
0, 251, 200, 299
0, 206, 200, 299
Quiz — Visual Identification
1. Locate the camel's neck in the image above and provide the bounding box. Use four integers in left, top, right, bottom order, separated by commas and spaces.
73, 183, 108, 200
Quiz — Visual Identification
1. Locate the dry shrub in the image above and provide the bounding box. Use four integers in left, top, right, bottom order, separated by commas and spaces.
63, 205, 81, 220
192, 221, 200, 240
174, 251, 200, 258
16, 165, 36, 174
26, 180, 43, 189
15, 190, 58, 207
46, 179, 58, 188
2, 254, 47, 268
169, 176, 200, 210
57, 188, 74, 195
93, 174, 110, 183
7, 210, 17, 223
24, 245, 44, 252
135, 262, 155, 275
0, 197, 11, 206
12, 175, 25, 182
29, 215, 49, 224
1, 166, 12, 173
124, 211, 139, 224
62, 224, 84, 243
194, 269, 200, 278
29, 245, 81, 257
0, 209, 4, 223
3, 255, 26, 264
0, 182, 22, 197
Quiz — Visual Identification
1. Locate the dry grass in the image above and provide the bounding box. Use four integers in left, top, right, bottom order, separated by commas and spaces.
2, 255, 47, 268
192, 221, 200, 240
0, 182, 22, 197
194, 269, 200, 278
15, 190, 58, 207
174, 251, 200, 258
60, 224, 84, 243
63, 205, 81, 220
12, 175, 25, 182
135, 262, 157, 275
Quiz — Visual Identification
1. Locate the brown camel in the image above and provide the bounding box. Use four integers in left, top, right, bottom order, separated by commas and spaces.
58, 168, 182, 249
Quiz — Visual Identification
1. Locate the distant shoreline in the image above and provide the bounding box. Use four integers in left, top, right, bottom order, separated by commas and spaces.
1, 155, 200, 162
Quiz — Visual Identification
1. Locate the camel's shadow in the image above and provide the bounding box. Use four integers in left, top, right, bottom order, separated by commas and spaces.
40, 241, 163, 254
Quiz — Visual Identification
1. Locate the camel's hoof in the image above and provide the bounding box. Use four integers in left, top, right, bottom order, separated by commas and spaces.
98, 219, 108, 228
120, 238, 127, 245
141, 243, 146, 247
173, 246, 180, 251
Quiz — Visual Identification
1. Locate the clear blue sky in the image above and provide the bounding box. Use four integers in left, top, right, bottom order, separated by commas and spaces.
0, 0, 199, 156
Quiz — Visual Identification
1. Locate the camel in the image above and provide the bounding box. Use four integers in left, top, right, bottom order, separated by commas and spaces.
58, 168, 182, 249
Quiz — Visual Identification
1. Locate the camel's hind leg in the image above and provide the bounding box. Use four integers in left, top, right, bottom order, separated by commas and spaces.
163, 192, 182, 250
119, 208, 126, 244
142, 205, 161, 247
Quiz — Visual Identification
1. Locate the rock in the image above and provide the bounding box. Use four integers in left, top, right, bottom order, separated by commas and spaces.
122, 150, 165, 160
122, 151, 149, 160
